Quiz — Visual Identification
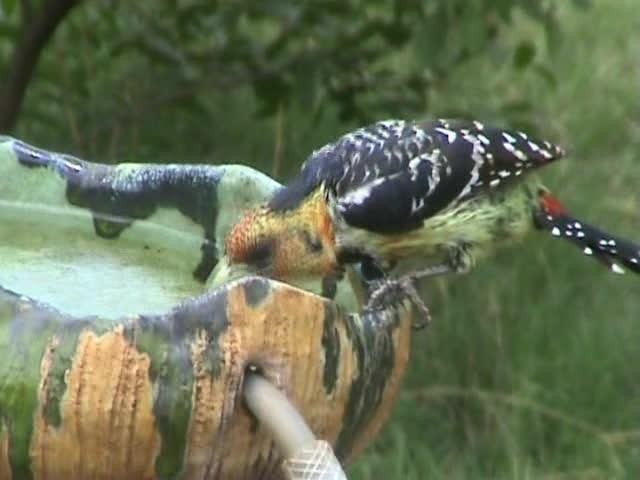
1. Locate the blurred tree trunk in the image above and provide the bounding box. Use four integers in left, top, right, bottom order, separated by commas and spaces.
0, 0, 80, 132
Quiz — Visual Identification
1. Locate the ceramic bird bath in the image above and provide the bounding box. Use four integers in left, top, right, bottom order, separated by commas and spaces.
0, 137, 413, 479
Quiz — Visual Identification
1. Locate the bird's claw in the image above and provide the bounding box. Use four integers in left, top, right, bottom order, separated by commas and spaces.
365, 276, 432, 329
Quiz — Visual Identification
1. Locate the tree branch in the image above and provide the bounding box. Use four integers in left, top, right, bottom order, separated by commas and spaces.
20, 0, 34, 24
0, 0, 80, 132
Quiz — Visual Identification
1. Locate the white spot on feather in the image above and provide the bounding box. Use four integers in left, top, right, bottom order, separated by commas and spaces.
611, 264, 625, 274
583, 247, 593, 255
503, 142, 516, 153
477, 134, 490, 145
502, 132, 517, 143
408, 157, 421, 181
411, 197, 425, 213
514, 149, 528, 161
63, 160, 83, 172
340, 177, 385, 205
551, 227, 561, 236
408, 157, 421, 170
435, 127, 457, 144
457, 141, 486, 198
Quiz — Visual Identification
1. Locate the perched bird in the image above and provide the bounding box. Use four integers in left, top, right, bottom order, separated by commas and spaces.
225, 118, 640, 325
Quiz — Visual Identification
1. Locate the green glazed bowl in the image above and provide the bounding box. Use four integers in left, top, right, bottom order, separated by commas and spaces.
0, 138, 413, 480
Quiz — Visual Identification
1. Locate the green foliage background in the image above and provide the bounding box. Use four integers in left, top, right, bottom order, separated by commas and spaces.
1, 0, 639, 478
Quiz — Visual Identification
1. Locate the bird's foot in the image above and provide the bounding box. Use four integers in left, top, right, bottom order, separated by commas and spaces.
364, 265, 451, 329
365, 276, 431, 329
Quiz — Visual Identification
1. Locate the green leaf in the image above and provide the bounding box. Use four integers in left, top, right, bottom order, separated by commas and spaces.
253, 71, 292, 118
512, 41, 536, 70
532, 64, 558, 90
1, 0, 17, 17
381, 23, 412, 47
0, 20, 18, 37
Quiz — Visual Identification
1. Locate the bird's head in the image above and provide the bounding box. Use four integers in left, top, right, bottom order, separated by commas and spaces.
225, 192, 338, 280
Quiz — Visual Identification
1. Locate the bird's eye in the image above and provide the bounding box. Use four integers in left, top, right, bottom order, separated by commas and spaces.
246, 239, 274, 269
302, 230, 323, 252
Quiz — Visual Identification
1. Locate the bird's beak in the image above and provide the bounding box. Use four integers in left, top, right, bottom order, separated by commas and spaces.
206, 255, 253, 290
206, 256, 366, 315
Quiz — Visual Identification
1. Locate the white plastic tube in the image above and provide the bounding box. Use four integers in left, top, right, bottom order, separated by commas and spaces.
243, 372, 348, 480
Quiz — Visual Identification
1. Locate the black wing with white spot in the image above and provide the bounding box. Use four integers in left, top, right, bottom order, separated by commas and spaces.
431, 119, 565, 200
269, 118, 566, 233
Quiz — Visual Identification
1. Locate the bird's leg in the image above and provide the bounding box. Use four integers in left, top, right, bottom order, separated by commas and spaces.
321, 269, 344, 300
365, 264, 451, 329
446, 241, 475, 274
359, 256, 389, 281
364, 243, 474, 329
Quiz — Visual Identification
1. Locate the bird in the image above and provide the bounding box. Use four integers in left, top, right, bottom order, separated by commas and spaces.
224, 118, 640, 326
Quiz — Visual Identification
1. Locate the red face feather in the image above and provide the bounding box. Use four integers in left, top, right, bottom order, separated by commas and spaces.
539, 192, 566, 216
225, 209, 261, 264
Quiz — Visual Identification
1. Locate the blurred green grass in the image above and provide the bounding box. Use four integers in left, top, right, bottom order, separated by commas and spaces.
349, 1, 640, 478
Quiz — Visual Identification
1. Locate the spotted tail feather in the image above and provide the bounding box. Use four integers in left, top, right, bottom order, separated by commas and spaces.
534, 193, 640, 274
